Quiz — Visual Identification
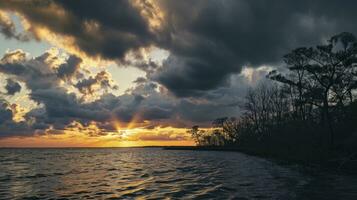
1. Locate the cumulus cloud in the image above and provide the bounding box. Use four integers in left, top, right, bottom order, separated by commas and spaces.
0, 50, 111, 137
75, 71, 118, 96
0, 0, 154, 60
0, 50, 62, 92
57, 55, 82, 81
0, 99, 34, 137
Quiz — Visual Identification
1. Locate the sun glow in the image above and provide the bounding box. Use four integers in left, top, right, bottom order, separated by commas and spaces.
0, 126, 195, 147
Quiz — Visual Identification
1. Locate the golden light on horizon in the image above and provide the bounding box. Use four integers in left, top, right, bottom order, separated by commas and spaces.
0, 126, 195, 148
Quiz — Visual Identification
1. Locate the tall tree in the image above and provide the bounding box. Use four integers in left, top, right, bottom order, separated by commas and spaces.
268, 32, 357, 148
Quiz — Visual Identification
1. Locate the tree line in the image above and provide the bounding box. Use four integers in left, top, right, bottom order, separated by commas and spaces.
189, 32, 357, 160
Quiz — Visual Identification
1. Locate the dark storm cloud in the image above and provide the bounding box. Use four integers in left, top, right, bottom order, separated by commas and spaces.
5, 78, 21, 95
2, 0, 357, 96
152, 0, 357, 96
0, 0, 154, 60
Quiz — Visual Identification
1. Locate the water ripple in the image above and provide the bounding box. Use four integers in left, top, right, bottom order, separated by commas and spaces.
0, 148, 357, 199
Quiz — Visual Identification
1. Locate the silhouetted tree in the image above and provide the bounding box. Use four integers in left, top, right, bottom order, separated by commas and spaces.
188, 125, 201, 145
268, 32, 357, 148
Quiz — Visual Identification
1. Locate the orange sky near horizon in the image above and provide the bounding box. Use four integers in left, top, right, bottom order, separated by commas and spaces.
0, 138, 195, 147
0, 127, 196, 147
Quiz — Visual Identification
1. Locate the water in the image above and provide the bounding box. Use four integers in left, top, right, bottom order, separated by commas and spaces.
0, 148, 356, 200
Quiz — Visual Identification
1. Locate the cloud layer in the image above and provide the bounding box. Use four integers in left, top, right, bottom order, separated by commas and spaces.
1, 0, 357, 139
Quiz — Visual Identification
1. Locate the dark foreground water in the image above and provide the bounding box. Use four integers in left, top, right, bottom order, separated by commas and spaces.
0, 148, 356, 200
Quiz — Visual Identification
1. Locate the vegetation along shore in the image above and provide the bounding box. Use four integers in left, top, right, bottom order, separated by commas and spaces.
167, 32, 357, 173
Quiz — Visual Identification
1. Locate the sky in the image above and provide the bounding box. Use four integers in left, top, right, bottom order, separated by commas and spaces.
0, 0, 356, 147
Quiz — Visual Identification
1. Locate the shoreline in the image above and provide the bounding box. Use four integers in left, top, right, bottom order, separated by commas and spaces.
163, 146, 357, 174
1, 146, 355, 174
